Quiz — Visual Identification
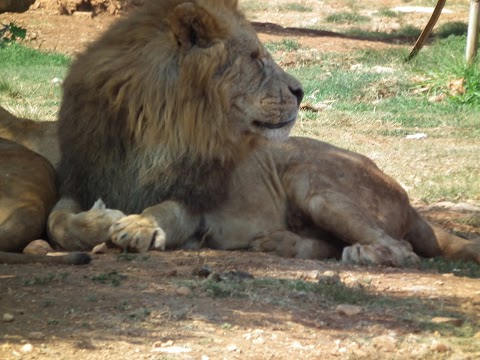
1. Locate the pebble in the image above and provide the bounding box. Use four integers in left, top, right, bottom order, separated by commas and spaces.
3, 313, 14, 322
372, 335, 397, 352
431, 317, 464, 327
20, 344, 33, 353
23, 240, 53, 255
336, 304, 362, 317
51, 78, 62, 85
175, 286, 192, 296
227, 344, 239, 352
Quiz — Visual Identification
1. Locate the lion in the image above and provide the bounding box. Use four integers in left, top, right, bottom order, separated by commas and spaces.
0, 135, 90, 265
1, 0, 479, 266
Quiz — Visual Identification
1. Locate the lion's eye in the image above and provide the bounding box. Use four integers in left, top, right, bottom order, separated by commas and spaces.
250, 50, 260, 60
250, 50, 265, 68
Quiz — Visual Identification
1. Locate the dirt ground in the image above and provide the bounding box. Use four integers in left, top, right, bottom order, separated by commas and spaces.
1, 1, 480, 359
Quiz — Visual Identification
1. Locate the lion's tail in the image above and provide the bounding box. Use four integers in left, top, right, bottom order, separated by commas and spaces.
0, 251, 91, 265
405, 207, 480, 263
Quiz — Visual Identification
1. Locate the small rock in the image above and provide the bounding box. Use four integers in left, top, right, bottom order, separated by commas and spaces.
20, 344, 33, 353
175, 286, 192, 296
3, 313, 14, 322
28, 331, 45, 340
252, 336, 265, 345
372, 335, 397, 352
227, 344, 239, 352
51, 78, 62, 85
153, 340, 174, 348
431, 317, 464, 327
91, 242, 108, 254
336, 304, 362, 317
23, 240, 53, 255
405, 133, 428, 140
372, 66, 395, 74
72, 11, 93, 19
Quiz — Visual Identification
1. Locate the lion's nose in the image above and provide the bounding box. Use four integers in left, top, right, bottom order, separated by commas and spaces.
289, 85, 304, 106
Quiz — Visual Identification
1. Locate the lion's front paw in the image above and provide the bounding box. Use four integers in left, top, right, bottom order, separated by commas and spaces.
50, 199, 126, 251
342, 243, 420, 267
109, 214, 166, 253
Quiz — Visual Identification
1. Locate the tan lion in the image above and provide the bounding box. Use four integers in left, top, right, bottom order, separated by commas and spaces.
1, 0, 479, 266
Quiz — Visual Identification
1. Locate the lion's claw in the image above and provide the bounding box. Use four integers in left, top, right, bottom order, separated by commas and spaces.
109, 214, 166, 252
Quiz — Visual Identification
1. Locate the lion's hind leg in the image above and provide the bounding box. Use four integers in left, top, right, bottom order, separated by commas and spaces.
250, 230, 341, 260
289, 187, 420, 267
48, 198, 125, 251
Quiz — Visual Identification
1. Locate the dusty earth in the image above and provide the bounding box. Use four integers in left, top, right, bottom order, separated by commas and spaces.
1, 0, 480, 359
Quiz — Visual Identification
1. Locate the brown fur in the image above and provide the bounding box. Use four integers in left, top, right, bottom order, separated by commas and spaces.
0, 137, 91, 265
0, 107, 59, 166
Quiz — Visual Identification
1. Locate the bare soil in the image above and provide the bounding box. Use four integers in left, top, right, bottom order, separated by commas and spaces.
1, 1, 479, 359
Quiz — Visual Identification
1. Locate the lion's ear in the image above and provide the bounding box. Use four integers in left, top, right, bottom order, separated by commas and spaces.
169, 2, 226, 51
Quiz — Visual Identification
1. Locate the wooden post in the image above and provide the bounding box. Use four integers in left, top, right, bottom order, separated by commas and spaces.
407, 0, 446, 60
466, 0, 480, 64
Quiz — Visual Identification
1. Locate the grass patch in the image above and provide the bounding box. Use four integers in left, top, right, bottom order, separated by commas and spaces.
188, 276, 377, 306
24, 272, 70, 286
410, 36, 480, 106
420, 258, 480, 278
265, 38, 302, 52
0, 42, 69, 120
239, 0, 269, 13
435, 22, 469, 38
376, 8, 400, 18
325, 12, 371, 24
90, 271, 127, 287
279, 3, 313, 12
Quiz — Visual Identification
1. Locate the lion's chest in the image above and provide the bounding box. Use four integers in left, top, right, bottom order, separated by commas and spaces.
203, 152, 288, 250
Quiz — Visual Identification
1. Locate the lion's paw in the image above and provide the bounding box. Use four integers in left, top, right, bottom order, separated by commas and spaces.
109, 214, 166, 253
342, 242, 420, 267
61, 200, 126, 250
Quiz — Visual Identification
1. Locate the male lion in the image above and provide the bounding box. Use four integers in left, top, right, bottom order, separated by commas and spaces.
1, 0, 479, 266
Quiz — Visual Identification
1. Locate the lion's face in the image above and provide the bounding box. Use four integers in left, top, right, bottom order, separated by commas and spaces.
167, 0, 303, 151
223, 39, 304, 142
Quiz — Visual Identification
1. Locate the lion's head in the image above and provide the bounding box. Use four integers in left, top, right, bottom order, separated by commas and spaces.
58, 0, 303, 213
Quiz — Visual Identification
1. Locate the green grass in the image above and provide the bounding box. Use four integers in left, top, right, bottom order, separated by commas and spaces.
410, 36, 480, 106
375, 8, 400, 18
325, 12, 371, 24
420, 258, 480, 278
435, 22, 469, 38
239, 0, 269, 13
279, 3, 313, 12
265, 38, 302, 52
0, 42, 69, 120
90, 271, 127, 287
